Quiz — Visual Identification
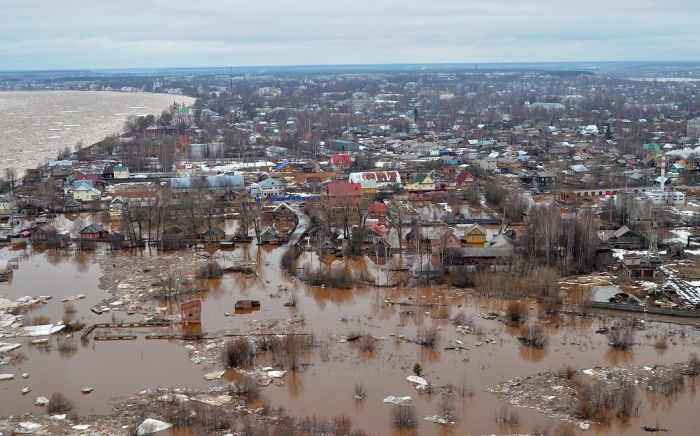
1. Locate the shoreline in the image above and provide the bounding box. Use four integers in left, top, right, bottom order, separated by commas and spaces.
0, 91, 195, 176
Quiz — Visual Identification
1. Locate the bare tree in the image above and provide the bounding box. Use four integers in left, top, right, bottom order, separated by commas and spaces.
4, 167, 16, 190
387, 201, 412, 252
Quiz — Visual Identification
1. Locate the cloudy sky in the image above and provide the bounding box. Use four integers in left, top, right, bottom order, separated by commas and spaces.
2, 0, 699, 70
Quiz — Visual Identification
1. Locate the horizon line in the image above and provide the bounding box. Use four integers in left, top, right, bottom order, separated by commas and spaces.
3, 59, 700, 74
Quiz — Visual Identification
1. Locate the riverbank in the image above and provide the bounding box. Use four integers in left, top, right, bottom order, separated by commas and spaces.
0, 90, 194, 175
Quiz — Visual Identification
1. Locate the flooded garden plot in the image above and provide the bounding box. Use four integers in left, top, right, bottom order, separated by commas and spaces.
1, 243, 700, 435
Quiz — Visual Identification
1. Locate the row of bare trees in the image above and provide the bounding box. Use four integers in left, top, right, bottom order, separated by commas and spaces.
522, 203, 599, 274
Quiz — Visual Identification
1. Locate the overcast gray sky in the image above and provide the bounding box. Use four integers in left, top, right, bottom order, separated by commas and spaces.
2, 0, 699, 70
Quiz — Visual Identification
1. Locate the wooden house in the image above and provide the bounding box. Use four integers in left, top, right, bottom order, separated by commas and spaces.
162, 225, 187, 250
464, 224, 487, 248
80, 224, 109, 240
455, 170, 476, 187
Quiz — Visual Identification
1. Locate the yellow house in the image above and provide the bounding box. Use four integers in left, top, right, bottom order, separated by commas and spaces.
73, 186, 101, 202
464, 224, 487, 248
406, 174, 435, 192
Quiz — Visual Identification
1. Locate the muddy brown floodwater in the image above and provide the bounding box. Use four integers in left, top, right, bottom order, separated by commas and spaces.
1, 242, 700, 435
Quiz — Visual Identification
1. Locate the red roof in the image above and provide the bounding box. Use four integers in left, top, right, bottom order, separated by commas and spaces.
369, 201, 387, 214
456, 170, 475, 184
326, 182, 362, 197
331, 154, 351, 166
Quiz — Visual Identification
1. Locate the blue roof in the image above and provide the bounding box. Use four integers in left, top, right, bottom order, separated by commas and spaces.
73, 179, 94, 189
259, 177, 283, 187
275, 162, 289, 171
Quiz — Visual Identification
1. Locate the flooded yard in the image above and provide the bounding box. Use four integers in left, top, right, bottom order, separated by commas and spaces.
1, 243, 700, 434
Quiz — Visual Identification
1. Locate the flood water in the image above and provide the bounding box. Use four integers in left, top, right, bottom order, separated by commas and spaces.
0, 90, 194, 175
1, 241, 700, 435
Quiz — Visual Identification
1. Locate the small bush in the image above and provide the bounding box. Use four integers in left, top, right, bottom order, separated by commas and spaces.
519, 325, 549, 349
506, 301, 527, 324
417, 326, 440, 348
606, 322, 635, 350
228, 376, 260, 401
413, 362, 423, 376
275, 335, 313, 370
222, 338, 256, 367
391, 404, 417, 429
257, 335, 281, 352
304, 268, 354, 289
47, 393, 73, 414
451, 311, 472, 327
574, 379, 638, 423
654, 337, 668, 350
196, 261, 223, 279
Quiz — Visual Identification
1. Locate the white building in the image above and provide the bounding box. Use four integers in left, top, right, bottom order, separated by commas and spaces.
643, 189, 685, 205
687, 118, 700, 140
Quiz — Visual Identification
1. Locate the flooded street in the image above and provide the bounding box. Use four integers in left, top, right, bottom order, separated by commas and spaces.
2, 241, 700, 434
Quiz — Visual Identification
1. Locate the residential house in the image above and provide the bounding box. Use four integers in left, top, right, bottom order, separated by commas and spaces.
406, 174, 436, 192
328, 139, 360, 152
464, 224, 487, 248
326, 182, 362, 203
535, 171, 556, 188
0, 195, 14, 216
274, 162, 294, 173
64, 199, 82, 213
455, 170, 475, 187
162, 225, 188, 250
331, 154, 352, 171
73, 185, 101, 202
31, 224, 59, 246
302, 162, 319, 173
430, 229, 463, 252
622, 256, 656, 279
348, 171, 402, 194
272, 202, 299, 234
80, 224, 109, 240
73, 180, 101, 202
109, 197, 125, 219
479, 156, 498, 171
599, 226, 646, 249
113, 165, 129, 179
369, 201, 387, 219
497, 157, 521, 171
260, 226, 282, 245
254, 177, 285, 199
